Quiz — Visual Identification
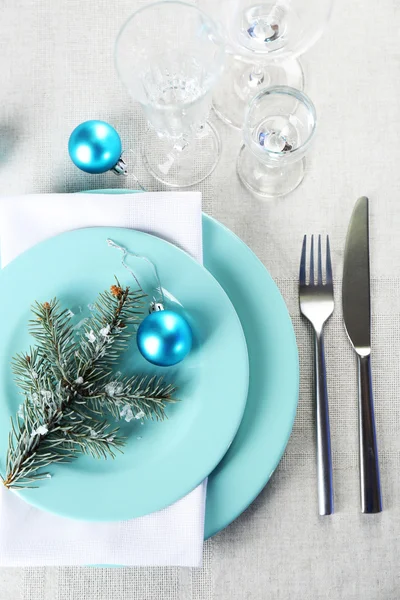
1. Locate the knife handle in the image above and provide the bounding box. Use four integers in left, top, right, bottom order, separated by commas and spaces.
357, 354, 382, 513
314, 332, 334, 516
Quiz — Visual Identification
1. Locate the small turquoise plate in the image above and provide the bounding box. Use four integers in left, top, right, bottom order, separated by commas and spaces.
85, 191, 299, 539
0, 227, 249, 521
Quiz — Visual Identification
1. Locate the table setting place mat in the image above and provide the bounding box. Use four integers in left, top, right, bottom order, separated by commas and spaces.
0, 191, 207, 568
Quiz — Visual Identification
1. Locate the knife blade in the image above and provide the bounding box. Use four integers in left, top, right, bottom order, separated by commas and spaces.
342, 196, 371, 355
342, 196, 382, 513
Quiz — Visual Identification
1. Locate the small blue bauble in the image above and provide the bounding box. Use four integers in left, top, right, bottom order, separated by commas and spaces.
68, 120, 122, 174
137, 310, 193, 367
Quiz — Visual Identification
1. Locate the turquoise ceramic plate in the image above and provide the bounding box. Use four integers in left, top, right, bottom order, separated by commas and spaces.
85, 190, 299, 539
0, 227, 249, 521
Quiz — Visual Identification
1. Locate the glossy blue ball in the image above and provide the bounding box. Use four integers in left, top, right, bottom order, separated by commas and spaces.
137, 310, 193, 367
68, 120, 122, 174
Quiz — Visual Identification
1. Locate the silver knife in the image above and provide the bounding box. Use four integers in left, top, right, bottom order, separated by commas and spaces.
342, 196, 382, 513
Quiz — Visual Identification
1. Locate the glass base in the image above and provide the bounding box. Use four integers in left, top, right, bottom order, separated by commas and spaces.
237, 144, 305, 198
142, 122, 221, 188
213, 55, 304, 130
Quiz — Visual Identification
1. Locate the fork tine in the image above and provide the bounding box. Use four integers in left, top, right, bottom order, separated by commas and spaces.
317, 234, 322, 285
299, 235, 306, 286
326, 235, 333, 285
309, 234, 314, 285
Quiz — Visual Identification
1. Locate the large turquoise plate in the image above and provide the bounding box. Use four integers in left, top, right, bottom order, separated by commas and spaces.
85, 190, 299, 539
0, 227, 249, 521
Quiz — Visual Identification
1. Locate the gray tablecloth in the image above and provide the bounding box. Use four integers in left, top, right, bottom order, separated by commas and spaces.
1, 0, 400, 598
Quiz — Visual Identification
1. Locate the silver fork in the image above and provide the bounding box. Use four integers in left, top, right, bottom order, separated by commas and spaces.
299, 235, 334, 516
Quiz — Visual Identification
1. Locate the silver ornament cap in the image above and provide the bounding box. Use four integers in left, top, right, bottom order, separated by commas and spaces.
150, 302, 165, 313
111, 157, 128, 176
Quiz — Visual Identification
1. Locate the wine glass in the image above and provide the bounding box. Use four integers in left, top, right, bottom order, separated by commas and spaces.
237, 86, 317, 197
201, 0, 332, 129
115, 1, 225, 188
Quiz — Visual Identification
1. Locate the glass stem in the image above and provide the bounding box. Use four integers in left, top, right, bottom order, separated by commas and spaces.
248, 64, 265, 87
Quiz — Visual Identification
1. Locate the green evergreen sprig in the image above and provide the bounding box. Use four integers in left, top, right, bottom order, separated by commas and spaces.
1, 282, 176, 490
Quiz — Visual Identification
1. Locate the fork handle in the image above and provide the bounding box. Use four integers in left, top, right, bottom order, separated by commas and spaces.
314, 331, 334, 516
357, 354, 382, 513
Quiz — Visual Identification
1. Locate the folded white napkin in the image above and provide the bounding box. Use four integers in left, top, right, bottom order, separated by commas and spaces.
0, 192, 206, 567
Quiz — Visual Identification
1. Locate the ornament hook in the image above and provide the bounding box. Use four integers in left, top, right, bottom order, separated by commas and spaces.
106, 239, 165, 307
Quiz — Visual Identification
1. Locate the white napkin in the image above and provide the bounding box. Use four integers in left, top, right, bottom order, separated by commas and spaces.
0, 192, 206, 567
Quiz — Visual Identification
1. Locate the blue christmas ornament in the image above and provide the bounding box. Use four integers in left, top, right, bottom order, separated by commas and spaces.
68, 120, 126, 175
137, 306, 193, 367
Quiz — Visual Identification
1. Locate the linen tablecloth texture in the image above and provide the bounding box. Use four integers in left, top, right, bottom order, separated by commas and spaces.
1, 0, 400, 597
0, 192, 206, 568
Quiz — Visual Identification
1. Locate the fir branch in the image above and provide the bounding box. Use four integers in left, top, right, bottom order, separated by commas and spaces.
11, 347, 49, 397
86, 375, 177, 421
60, 417, 125, 461
1, 282, 178, 490
75, 282, 145, 386
2, 376, 122, 489
29, 299, 77, 386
